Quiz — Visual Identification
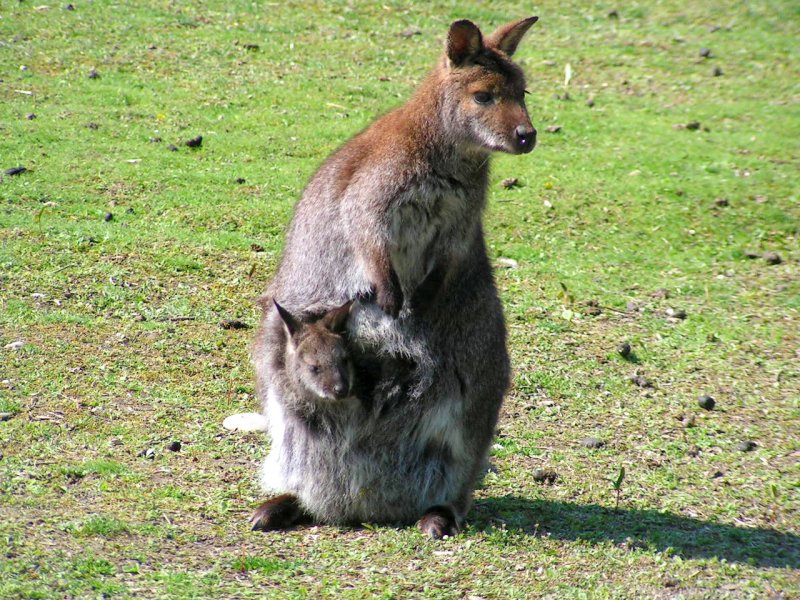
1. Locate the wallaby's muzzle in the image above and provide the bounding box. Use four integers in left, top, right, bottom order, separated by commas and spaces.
514, 124, 536, 153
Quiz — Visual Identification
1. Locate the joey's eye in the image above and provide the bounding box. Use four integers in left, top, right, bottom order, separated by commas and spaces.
309, 365, 320, 375
473, 91, 493, 105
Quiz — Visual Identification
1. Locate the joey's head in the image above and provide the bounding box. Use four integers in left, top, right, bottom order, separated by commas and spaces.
439, 17, 538, 155
274, 300, 355, 401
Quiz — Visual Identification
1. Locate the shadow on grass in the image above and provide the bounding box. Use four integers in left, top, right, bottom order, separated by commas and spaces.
471, 496, 799, 569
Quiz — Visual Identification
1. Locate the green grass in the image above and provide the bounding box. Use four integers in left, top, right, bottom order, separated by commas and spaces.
1, 0, 798, 597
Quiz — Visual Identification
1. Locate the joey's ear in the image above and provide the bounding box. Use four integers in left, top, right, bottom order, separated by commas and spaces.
446, 20, 483, 66
274, 300, 300, 340
321, 300, 353, 334
485, 16, 538, 57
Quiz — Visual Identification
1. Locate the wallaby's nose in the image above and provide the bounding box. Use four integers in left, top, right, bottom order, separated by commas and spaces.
515, 125, 536, 153
332, 374, 349, 398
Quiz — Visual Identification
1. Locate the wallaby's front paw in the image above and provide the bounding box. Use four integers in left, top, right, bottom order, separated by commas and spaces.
250, 494, 309, 531
419, 505, 459, 539
376, 282, 403, 318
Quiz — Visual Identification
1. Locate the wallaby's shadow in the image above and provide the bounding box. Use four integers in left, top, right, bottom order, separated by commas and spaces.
470, 496, 799, 569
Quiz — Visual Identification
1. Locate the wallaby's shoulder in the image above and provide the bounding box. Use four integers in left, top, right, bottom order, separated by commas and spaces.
332, 120, 429, 190
306, 78, 446, 202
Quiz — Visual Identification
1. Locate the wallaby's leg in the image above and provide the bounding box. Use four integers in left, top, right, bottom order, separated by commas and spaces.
250, 494, 310, 531
418, 505, 459, 539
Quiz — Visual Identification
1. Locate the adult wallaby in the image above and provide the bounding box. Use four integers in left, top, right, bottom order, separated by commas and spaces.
252, 16, 538, 538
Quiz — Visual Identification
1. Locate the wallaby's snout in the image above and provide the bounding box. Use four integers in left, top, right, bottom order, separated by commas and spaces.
514, 124, 536, 153
312, 358, 352, 401
331, 367, 351, 400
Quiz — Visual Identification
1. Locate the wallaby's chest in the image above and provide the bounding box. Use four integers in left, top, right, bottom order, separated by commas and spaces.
388, 174, 476, 285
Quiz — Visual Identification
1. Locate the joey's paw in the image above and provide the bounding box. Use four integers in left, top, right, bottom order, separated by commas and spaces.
250, 494, 308, 531
419, 506, 459, 539
376, 283, 403, 318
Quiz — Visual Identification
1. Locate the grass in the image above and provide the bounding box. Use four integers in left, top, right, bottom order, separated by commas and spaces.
1, 0, 798, 597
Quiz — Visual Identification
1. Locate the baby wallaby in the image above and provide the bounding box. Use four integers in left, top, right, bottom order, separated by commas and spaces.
274, 300, 354, 402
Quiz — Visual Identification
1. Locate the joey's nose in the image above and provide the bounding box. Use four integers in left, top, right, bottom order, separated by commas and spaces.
515, 125, 536, 153
332, 378, 349, 398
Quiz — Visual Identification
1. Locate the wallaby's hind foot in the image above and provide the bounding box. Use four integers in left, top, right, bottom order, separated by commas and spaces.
250, 494, 310, 531
418, 505, 459, 539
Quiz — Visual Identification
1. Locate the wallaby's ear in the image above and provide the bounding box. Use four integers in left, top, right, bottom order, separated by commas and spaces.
274, 300, 300, 340
446, 20, 483, 66
485, 16, 538, 57
321, 300, 353, 334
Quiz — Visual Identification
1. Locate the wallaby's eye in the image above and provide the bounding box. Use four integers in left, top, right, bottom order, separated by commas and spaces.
473, 91, 493, 105
309, 365, 320, 375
